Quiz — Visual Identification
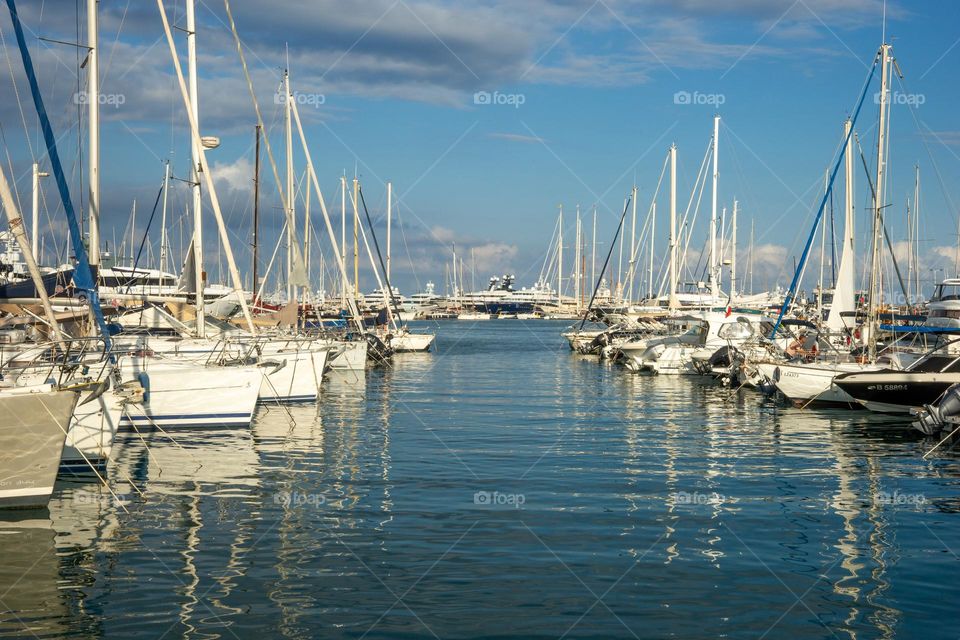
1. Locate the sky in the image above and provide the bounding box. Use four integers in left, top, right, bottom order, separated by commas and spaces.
1, 0, 959, 298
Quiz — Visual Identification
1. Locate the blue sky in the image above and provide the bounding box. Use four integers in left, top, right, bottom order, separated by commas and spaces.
2, 0, 959, 296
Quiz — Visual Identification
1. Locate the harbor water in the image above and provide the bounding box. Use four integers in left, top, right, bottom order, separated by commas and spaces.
2, 320, 958, 639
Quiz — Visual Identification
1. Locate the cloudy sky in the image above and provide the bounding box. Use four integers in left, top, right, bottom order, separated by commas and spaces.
2, 0, 959, 297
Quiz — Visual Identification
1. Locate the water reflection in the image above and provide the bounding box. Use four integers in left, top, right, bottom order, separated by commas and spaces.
0, 513, 68, 638
1, 322, 958, 638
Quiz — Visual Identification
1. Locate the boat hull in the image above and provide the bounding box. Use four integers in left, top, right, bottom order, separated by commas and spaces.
117, 358, 261, 430
257, 345, 328, 403
0, 386, 76, 508
834, 371, 960, 414
755, 362, 868, 406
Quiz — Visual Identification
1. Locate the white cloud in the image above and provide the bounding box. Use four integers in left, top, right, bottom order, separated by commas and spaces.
470, 242, 520, 272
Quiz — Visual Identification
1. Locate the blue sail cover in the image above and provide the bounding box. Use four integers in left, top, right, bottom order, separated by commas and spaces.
6, 0, 112, 349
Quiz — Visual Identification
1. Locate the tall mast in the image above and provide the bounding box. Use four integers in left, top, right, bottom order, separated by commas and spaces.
648, 201, 656, 300
914, 164, 920, 299
340, 174, 346, 305
668, 144, 678, 309
386, 181, 392, 282
574, 205, 581, 311
628, 185, 637, 303
591, 206, 597, 294
87, 0, 100, 267
557, 204, 563, 306
867, 44, 892, 360
304, 164, 310, 288
284, 68, 294, 303
186, 0, 204, 336
710, 115, 720, 298
31, 162, 48, 259
159, 160, 170, 274
731, 199, 738, 299
352, 176, 359, 297
720, 206, 726, 291
252, 124, 260, 298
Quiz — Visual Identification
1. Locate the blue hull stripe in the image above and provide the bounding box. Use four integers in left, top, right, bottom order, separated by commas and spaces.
121, 412, 252, 422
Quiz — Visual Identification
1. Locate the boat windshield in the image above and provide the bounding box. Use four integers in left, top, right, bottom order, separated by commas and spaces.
718, 319, 754, 340
908, 353, 960, 373
932, 283, 960, 302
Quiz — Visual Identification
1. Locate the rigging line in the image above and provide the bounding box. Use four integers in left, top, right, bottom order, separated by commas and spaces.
853, 134, 909, 303
0, 123, 27, 218
123, 181, 165, 295
100, 0, 131, 84
0, 18, 35, 161
771, 48, 880, 338
358, 183, 404, 327
397, 206, 422, 293
626, 153, 668, 284
578, 195, 630, 332
256, 219, 286, 304
893, 73, 960, 233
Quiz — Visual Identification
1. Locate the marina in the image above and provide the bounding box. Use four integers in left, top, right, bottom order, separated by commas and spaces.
2, 321, 959, 638
1, 0, 959, 637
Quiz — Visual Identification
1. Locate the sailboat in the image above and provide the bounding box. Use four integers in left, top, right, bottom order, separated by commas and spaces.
756, 43, 924, 407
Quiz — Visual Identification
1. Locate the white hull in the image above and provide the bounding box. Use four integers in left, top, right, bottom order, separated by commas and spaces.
117, 357, 261, 430
60, 391, 124, 475
327, 341, 368, 370
116, 335, 333, 403
755, 362, 869, 405
0, 385, 76, 508
257, 345, 328, 403
390, 332, 434, 352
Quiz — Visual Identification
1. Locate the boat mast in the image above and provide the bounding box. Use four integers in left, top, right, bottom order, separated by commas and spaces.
304, 166, 310, 289
31, 162, 48, 259
340, 174, 347, 306
0, 166, 63, 347
648, 201, 656, 300
591, 206, 596, 296
731, 199, 737, 299
710, 115, 720, 298
867, 44, 892, 361
87, 0, 100, 267
284, 68, 295, 303
720, 205, 726, 291
669, 144, 678, 309
186, 0, 204, 336
353, 176, 359, 297
159, 160, 170, 275
574, 205, 581, 311
386, 180, 392, 282
252, 124, 260, 299
628, 185, 637, 304
557, 204, 563, 306
915, 164, 922, 301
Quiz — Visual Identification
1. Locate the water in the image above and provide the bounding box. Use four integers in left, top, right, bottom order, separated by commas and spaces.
2, 320, 959, 639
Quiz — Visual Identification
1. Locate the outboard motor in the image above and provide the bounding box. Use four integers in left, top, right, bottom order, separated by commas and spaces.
912, 383, 960, 435
364, 332, 393, 364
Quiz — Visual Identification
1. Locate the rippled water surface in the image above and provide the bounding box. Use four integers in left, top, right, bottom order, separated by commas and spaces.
2, 320, 960, 639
